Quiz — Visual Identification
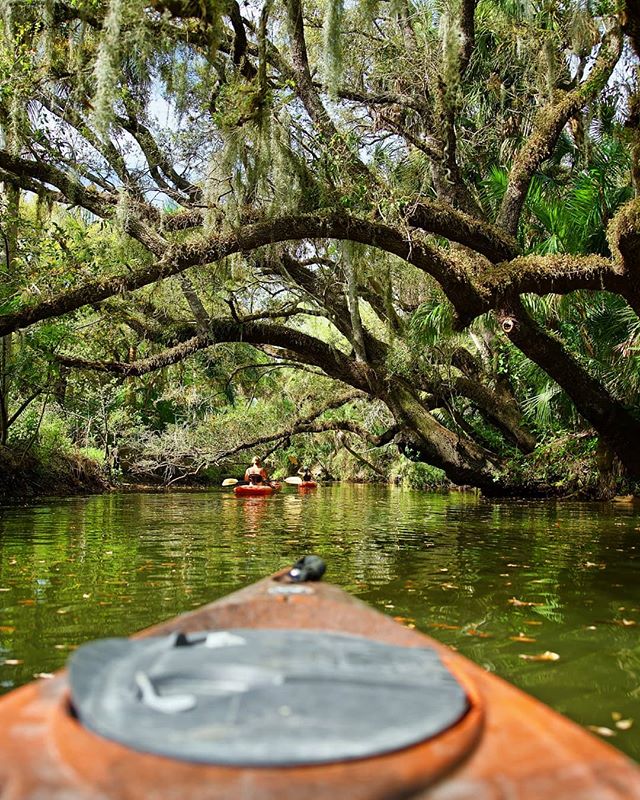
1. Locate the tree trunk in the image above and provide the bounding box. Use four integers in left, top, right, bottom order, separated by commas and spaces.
383, 384, 504, 491
344, 252, 367, 363
504, 302, 640, 478
596, 438, 623, 501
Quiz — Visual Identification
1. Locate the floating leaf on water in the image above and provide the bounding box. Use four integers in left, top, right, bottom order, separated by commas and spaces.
34, 672, 54, 680
430, 623, 461, 630
82, 593, 91, 599
0, 626, 15, 633
519, 651, 560, 662
587, 725, 616, 737
524, 620, 543, 626
17, 599, 36, 606
393, 617, 415, 627
0, 588, 11, 592
612, 711, 623, 721
585, 625, 597, 630
465, 628, 493, 639
440, 583, 458, 590
616, 719, 634, 730
3, 659, 23, 665
510, 633, 537, 643
508, 597, 543, 607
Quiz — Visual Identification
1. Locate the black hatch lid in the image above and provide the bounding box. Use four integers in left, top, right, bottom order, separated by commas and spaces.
69, 628, 469, 766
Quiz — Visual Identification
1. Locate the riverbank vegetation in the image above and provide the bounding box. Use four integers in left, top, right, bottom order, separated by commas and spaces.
1, 0, 640, 498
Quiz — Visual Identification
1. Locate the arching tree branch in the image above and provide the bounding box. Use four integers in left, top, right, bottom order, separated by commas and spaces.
0, 210, 488, 337
56, 320, 377, 390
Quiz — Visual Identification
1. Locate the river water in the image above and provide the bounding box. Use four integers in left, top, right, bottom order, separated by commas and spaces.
1, 485, 640, 759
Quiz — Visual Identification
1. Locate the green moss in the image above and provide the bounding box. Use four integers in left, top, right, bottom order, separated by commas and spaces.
607, 198, 640, 263
500, 436, 607, 499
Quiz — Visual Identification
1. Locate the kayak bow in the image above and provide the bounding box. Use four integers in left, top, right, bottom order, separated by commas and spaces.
0, 564, 639, 800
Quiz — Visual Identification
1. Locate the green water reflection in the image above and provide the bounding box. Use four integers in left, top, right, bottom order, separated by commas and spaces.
1, 485, 640, 759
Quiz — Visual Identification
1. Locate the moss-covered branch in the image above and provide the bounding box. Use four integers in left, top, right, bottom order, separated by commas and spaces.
498, 23, 623, 235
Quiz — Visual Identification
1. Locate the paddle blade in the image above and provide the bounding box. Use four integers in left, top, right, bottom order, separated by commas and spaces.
222, 478, 239, 486
284, 476, 303, 485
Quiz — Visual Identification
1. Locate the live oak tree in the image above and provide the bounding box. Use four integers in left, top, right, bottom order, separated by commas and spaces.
1, 0, 640, 494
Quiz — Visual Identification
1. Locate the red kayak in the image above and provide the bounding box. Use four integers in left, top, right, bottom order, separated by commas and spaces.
234, 482, 281, 497
1, 563, 639, 800
298, 480, 318, 490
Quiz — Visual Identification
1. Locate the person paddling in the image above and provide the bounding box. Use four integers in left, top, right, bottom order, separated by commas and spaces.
245, 456, 269, 485
298, 466, 312, 482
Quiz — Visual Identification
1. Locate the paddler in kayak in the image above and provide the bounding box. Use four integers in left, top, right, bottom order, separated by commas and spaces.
244, 456, 269, 485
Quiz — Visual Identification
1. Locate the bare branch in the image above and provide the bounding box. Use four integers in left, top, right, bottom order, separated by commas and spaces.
177, 275, 210, 331
283, 0, 371, 181
0, 150, 167, 254
458, 0, 476, 76
118, 101, 203, 203
214, 400, 398, 462
334, 88, 429, 116
336, 430, 387, 478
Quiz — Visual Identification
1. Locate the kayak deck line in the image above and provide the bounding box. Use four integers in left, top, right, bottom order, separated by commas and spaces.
0, 569, 639, 799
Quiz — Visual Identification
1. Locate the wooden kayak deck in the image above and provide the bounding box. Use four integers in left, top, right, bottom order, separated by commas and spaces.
0, 572, 639, 799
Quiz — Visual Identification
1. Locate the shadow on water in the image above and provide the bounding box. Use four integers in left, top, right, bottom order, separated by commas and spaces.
1, 485, 640, 758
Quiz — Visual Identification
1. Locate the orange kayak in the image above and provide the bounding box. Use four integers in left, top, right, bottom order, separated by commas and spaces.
1, 569, 639, 800
234, 482, 282, 497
